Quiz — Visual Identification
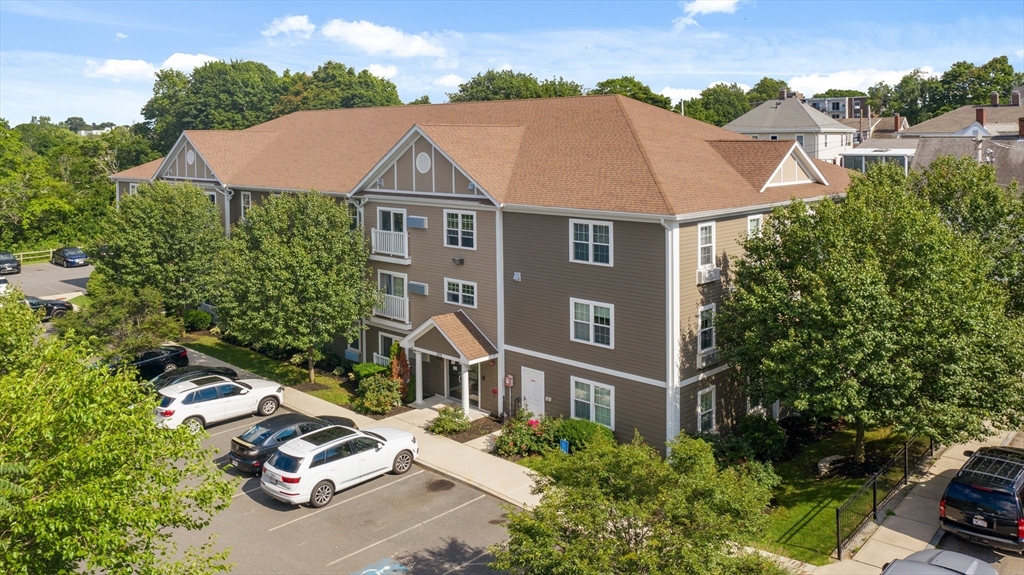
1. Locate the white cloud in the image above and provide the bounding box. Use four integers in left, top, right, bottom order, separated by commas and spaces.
660, 87, 702, 103
433, 59, 459, 70
673, 0, 740, 31
433, 74, 464, 88
367, 64, 398, 79
261, 15, 315, 40
321, 19, 446, 57
84, 58, 155, 81
115, 32, 127, 40
787, 67, 935, 95
160, 53, 219, 71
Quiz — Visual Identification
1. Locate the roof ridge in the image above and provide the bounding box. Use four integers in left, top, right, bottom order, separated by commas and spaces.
613, 95, 675, 214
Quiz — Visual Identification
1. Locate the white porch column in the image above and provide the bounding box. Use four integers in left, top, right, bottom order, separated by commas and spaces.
414, 350, 424, 405
460, 364, 470, 414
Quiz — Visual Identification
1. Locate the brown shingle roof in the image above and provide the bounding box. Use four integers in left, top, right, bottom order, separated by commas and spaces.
114, 158, 164, 180
113, 95, 850, 216
903, 104, 1024, 135
429, 310, 497, 363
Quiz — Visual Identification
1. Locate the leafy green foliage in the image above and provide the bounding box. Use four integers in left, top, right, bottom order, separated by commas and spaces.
216, 192, 379, 383
407, 95, 431, 105
54, 277, 183, 359
737, 414, 788, 461
490, 433, 782, 575
353, 374, 401, 415
426, 405, 472, 436
273, 61, 401, 116
352, 361, 388, 380
448, 69, 546, 102
0, 289, 234, 574
95, 181, 227, 315
555, 418, 614, 453
680, 82, 751, 126
812, 89, 867, 98
539, 76, 586, 98
182, 309, 213, 332
590, 76, 672, 109
717, 161, 1024, 462
493, 411, 563, 458
746, 77, 790, 103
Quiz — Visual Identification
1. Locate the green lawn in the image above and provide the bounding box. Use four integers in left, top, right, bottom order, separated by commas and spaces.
181, 334, 353, 405
759, 427, 906, 565
68, 294, 92, 308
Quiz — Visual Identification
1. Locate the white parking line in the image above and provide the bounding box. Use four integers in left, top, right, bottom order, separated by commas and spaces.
207, 419, 260, 437
268, 470, 425, 532
325, 494, 487, 567
232, 485, 263, 499
441, 550, 492, 575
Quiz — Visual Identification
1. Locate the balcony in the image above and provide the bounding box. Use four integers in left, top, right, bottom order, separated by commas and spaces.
372, 353, 391, 368
374, 293, 409, 323
372, 229, 408, 258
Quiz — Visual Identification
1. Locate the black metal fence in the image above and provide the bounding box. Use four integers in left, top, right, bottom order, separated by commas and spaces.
834, 436, 934, 560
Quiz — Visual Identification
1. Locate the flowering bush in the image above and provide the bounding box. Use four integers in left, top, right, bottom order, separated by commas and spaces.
494, 411, 563, 458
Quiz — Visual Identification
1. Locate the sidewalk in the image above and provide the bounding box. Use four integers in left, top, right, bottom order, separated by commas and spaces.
812, 430, 1016, 574
283, 388, 540, 509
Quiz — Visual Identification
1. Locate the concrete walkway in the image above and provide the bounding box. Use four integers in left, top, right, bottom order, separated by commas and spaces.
812, 430, 1015, 574
283, 388, 540, 509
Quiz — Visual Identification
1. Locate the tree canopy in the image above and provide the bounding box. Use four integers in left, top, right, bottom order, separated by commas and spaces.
746, 77, 790, 103
216, 192, 379, 383
0, 288, 233, 574
590, 76, 672, 109
490, 433, 787, 575
812, 89, 867, 98
273, 61, 401, 116
680, 82, 751, 126
717, 162, 1024, 462
447, 69, 548, 102
94, 181, 228, 315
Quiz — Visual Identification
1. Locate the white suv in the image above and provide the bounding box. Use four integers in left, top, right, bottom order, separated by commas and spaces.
261, 425, 418, 508
155, 378, 283, 433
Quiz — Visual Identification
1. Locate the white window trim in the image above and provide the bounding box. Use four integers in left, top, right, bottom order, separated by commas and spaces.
795, 134, 805, 147
569, 297, 615, 349
443, 209, 477, 251
769, 134, 779, 141
747, 214, 764, 237
697, 221, 716, 269
443, 277, 478, 309
697, 386, 716, 433
568, 218, 614, 267
206, 191, 217, 204
698, 303, 716, 354
377, 206, 407, 232
378, 270, 408, 296
379, 331, 402, 360
241, 191, 252, 219
347, 329, 361, 354
570, 376, 615, 430
128, 182, 138, 195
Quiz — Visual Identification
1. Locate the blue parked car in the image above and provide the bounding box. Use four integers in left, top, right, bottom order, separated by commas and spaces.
51, 247, 88, 267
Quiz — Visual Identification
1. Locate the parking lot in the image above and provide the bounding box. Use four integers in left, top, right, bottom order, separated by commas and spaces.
4, 260, 92, 298
172, 407, 508, 574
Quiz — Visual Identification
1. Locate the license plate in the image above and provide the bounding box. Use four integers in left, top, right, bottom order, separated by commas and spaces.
265, 472, 279, 485
972, 517, 987, 527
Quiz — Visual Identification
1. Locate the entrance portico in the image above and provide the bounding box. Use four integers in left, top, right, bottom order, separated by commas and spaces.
400, 310, 498, 415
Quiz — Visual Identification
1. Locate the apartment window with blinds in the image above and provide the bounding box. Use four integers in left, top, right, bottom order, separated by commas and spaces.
747, 215, 763, 237
698, 304, 716, 353
444, 210, 475, 249
697, 386, 716, 432
571, 298, 613, 348
570, 219, 612, 266
698, 222, 715, 268
572, 378, 614, 429
241, 191, 252, 219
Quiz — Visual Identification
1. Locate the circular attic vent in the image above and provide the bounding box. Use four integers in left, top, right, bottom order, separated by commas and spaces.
416, 152, 431, 174
186, 150, 195, 165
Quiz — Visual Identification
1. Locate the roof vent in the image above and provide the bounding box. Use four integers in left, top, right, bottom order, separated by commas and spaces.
416, 152, 431, 174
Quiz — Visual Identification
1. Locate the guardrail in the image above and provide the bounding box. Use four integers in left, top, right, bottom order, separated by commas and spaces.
12, 249, 57, 264
834, 436, 934, 560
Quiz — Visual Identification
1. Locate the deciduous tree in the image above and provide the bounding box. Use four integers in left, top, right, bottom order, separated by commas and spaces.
590, 76, 671, 109
447, 69, 544, 102
217, 192, 379, 383
746, 77, 790, 103
682, 82, 751, 126
272, 61, 401, 116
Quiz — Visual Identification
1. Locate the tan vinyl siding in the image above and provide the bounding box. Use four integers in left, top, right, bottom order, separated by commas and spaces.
679, 370, 746, 434
504, 212, 666, 382
433, 153, 454, 193
412, 139, 433, 193
505, 350, 667, 450
395, 147, 414, 190
164, 139, 217, 181
417, 329, 459, 359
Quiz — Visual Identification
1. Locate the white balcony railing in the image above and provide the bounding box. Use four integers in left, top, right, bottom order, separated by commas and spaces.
374, 293, 409, 323
372, 353, 391, 368
372, 229, 408, 258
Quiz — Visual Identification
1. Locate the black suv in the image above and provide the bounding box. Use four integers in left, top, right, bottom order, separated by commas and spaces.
940, 446, 1024, 553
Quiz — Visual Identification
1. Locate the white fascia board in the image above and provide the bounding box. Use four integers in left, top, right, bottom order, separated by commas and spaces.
154, 132, 224, 184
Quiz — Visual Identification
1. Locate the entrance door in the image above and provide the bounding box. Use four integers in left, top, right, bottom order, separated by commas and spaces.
521, 367, 545, 416
447, 360, 479, 409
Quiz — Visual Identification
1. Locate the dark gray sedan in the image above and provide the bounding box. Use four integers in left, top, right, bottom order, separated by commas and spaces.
0, 252, 20, 274
229, 413, 357, 474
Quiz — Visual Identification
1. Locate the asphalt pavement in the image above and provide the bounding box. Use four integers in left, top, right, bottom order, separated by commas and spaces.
5, 261, 92, 298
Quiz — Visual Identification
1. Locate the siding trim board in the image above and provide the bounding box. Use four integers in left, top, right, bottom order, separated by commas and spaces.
505, 344, 665, 388
680, 362, 732, 387
663, 220, 682, 446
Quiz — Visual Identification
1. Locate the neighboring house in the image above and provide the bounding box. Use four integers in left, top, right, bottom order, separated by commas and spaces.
838, 115, 910, 143
723, 94, 857, 163
112, 95, 850, 452
805, 96, 870, 120
900, 89, 1024, 138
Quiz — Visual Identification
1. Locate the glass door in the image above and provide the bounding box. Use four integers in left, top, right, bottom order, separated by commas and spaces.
446, 361, 479, 408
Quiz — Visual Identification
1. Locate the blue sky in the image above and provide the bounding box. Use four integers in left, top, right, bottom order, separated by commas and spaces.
1, 1, 1022, 126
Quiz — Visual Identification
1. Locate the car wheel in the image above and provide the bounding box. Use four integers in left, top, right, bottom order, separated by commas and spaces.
63, 259, 68, 268
183, 417, 204, 434
392, 450, 413, 475
162, 362, 178, 373
310, 481, 334, 508
51, 309, 66, 319
258, 397, 279, 416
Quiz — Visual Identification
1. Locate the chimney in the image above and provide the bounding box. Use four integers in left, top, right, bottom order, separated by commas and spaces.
976, 108, 986, 126
1012, 91, 1022, 106
990, 91, 999, 106
894, 114, 901, 132
779, 89, 788, 100
1018, 117, 1024, 140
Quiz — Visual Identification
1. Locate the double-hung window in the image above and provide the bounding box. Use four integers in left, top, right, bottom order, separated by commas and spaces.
128, 182, 138, 195
444, 210, 475, 249
697, 386, 715, 432
570, 298, 613, 348
572, 377, 614, 429
241, 191, 252, 219
698, 304, 716, 353
379, 208, 405, 233
698, 222, 715, 268
206, 191, 217, 204
747, 215, 763, 237
444, 278, 476, 308
570, 219, 612, 265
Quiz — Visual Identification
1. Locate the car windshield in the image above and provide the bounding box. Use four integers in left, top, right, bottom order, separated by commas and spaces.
240, 423, 275, 445
267, 452, 303, 473
0, 254, 15, 262
64, 248, 84, 256
158, 395, 175, 408
945, 482, 1019, 517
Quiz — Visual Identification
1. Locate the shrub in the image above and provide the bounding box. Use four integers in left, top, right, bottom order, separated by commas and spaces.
183, 308, 212, 331
427, 405, 472, 436
352, 362, 388, 381
556, 418, 614, 452
697, 432, 755, 466
494, 411, 563, 458
737, 414, 787, 461
353, 374, 401, 415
